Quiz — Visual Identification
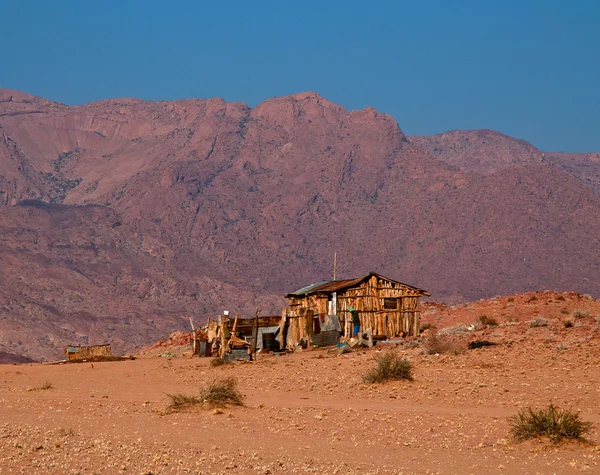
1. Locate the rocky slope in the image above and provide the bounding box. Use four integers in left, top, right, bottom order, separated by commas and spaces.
409, 129, 600, 192
1, 88, 599, 360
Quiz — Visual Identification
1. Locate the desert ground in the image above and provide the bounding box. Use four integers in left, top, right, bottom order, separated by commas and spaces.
1, 291, 599, 474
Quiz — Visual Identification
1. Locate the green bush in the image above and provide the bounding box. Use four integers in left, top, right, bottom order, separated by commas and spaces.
363, 352, 413, 383
509, 404, 593, 443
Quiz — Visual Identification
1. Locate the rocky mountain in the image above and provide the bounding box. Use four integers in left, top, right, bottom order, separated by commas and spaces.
1, 88, 599, 360
410, 129, 600, 191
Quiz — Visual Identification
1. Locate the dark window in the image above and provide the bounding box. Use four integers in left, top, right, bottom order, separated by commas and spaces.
383, 298, 398, 310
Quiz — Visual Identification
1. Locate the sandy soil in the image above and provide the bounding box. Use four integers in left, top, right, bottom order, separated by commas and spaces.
1, 293, 599, 474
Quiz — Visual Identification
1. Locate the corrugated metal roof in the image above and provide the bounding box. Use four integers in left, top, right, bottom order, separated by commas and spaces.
287, 272, 429, 297
305, 277, 366, 294
288, 280, 330, 296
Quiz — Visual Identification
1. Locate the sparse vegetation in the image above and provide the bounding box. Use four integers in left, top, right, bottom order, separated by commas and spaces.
563, 319, 574, 328
166, 377, 244, 412
419, 323, 436, 333
530, 317, 548, 328
199, 377, 244, 408
507, 297, 514, 303
528, 295, 537, 302
363, 352, 413, 383
40, 381, 53, 390
423, 330, 465, 355
509, 404, 593, 444
561, 308, 568, 315
166, 393, 202, 412
478, 315, 498, 326
210, 357, 232, 367
556, 295, 565, 301
573, 310, 589, 319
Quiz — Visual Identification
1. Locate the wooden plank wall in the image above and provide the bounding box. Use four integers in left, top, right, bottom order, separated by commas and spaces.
285, 275, 422, 347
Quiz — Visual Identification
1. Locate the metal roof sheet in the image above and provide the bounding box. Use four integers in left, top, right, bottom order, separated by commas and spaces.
287, 272, 429, 297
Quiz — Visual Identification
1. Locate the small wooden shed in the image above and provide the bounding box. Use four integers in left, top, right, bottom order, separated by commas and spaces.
64, 344, 112, 361
283, 272, 429, 347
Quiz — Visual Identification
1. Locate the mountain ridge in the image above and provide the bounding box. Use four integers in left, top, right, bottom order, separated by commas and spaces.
1, 88, 599, 360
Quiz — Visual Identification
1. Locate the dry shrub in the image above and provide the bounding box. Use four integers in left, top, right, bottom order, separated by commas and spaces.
530, 317, 548, 328
363, 352, 413, 384
573, 310, 589, 319
419, 323, 436, 333
199, 377, 244, 408
509, 404, 593, 444
439, 324, 470, 335
563, 319, 574, 328
166, 377, 244, 412
556, 295, 565, 301
210, 357, 232, 367
166, 393, 202, 412
479, 315, 498, 326
423, 330, 465, 355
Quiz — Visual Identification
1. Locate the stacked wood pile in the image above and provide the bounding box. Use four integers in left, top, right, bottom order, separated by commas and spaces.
285, 273, 428, 348
64, 344, 112, 361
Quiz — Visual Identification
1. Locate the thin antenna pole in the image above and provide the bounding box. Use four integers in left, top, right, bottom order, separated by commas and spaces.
333, 252, 337, 281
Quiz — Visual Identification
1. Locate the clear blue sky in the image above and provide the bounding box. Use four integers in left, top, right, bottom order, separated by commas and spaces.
2, 0, 599, 152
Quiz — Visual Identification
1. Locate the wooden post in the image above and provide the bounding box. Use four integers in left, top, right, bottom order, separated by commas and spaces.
278, 307, 287, 349
252, 308, 260, 357
189, 317, 196, 356
219, 314, 229, 358
333, 251, 337, 281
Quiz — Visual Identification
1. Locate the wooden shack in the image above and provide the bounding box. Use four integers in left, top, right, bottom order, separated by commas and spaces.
283, 273, 429, 347
64, 344, 112, 361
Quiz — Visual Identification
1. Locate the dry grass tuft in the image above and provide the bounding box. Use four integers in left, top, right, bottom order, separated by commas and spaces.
424, 330, 465, 355
419, 323, 436, 333
530, 317, 548, 328
363, 352, 413, 384
573, 310, 589, 319
509, 404, 593, 444
166, 377, 244, 412
479, 315, 498, 326
210, 357, 232, 367
199, 377, 244, 408
166, 393, 202, 412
